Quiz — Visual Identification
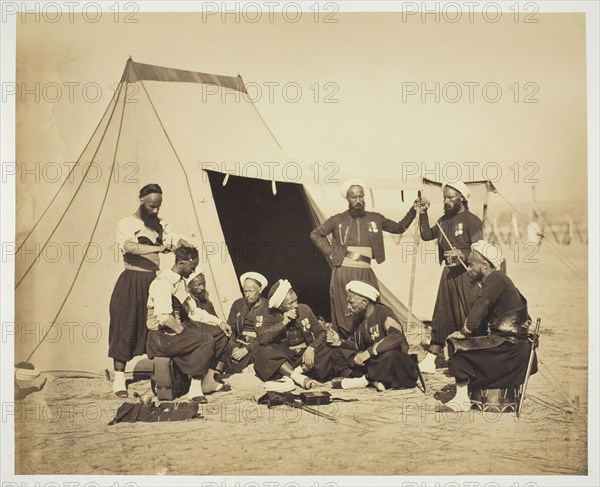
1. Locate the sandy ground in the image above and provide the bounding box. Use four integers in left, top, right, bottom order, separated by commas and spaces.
14, 241, 588, 476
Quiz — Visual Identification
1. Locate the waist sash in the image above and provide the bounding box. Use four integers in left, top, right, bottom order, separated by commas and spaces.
342, 246, 373, 268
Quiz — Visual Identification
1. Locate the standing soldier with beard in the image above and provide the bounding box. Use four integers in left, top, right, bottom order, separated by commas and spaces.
108, 183, 190, 398
311, 180, 419, 341
416, 181, 483, 374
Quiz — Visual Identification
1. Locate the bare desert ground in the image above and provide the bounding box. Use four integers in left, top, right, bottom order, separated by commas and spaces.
14, 240, 588, 476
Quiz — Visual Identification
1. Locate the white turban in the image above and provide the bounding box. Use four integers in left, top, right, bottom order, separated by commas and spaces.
186, 269, 205, 284
345, 280, 380, 302
239, 272, 268, 290
471, 240, 503, 269
340, 179, 369, 198
442, 181, 471, 200
267, 279, 293, 309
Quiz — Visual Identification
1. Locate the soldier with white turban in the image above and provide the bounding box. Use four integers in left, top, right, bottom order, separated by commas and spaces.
417, 180, 484, 373
254, 280, 333, 388
187, 270, 218, 315
442, 241, 537, 412
310, 179, 419, 340
327, 281, 418, 390
225, 272, 270, 374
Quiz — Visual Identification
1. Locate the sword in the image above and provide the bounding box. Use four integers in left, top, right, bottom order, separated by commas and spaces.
435, 222, 470, 273
410, 353, 427, 393
435, 221, 482, 289
517, 317, 541, 418
287, 398, 338, 422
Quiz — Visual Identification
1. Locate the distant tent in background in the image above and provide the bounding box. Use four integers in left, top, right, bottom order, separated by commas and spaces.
16, 59, 436, 374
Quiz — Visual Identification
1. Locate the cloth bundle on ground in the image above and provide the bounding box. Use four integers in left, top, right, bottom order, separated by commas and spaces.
108, 401, 200, 425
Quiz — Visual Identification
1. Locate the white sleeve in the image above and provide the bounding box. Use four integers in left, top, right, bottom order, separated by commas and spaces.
116, 217, 139, 253
188, 300, 221, 326
148, 278, 174, 324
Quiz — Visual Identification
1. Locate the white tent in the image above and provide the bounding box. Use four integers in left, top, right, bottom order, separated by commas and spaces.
15, 60, 494, 374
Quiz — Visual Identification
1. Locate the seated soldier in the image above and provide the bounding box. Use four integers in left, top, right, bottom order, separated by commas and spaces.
254, 279, 333, 388
146, 246, 232, 403
328, 281, 418, 391
185, 269, 234, 376
443, 240, 538, 412
225, 272, 270, 374
187, 269, 217, 315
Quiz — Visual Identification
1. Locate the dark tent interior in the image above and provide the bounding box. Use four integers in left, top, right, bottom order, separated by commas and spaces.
206, 171, 332, 320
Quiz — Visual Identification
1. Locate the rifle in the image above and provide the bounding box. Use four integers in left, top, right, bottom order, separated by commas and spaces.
517, 317, 541, 418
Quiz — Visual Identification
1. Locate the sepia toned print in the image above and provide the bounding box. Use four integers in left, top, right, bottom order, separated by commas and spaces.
2, 4, 594, 485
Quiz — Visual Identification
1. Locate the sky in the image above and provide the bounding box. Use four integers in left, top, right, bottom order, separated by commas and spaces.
12, 9, 589, 208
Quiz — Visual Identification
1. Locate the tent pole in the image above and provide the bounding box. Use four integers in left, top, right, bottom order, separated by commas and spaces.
130, 63, 227, 314
20, 81, 130, 367
407, 206, 420, 340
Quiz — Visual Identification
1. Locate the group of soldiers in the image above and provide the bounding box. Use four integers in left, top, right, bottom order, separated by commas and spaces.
108, 180, 537, 410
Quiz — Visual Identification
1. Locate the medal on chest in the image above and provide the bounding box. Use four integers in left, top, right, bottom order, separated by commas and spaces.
455, 222, 464, 236
255, 315, 263, 328
369, 325, 381, 342
300, 318, 311, 331
368, 221, 379, 233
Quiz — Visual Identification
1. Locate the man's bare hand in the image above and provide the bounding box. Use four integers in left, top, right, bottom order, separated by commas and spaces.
283, 309, 298, 325
302, 347, 316, 369
414, 196, 430, 213
353, 350, 370, 366
326, 329, 342, 347
231, 347, 249, 362
447, 330, 466, 340
219, 321, 232, 337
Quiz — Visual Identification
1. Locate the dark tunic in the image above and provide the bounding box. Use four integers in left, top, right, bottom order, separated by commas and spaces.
419, 209, 483, 351
331, 304, 418, 389
225, 297, 269, 373
147, 288, 234, 376
311, 208, 416, 338
254, 304, 333, 382
447, 271, 537, 389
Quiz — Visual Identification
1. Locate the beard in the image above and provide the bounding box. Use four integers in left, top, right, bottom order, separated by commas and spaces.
139, 204, 163, 236
444, 202, 460, 217
469, 269, 484, 284
348, 205, 366, 218
350, 305, 368, 324
193, 290, 208, 303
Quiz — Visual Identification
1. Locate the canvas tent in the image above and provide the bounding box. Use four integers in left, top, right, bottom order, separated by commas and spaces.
15, 59, 494, 374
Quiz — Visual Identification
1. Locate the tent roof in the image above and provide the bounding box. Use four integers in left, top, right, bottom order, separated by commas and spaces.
15, 59, 496, 373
